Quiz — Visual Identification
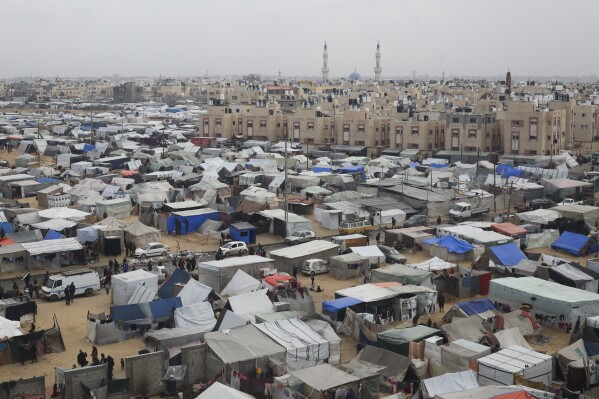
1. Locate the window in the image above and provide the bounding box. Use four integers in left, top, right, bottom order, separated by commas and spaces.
358, 125, 365, 134
215, 118, 222, 127
429, 130, 433, 135
468, 129, 477, 138
260, 120, 266, 128
452, 117, 459, 123
277, 123, 281, 128
232, 95, 238, 101
355, 140, 365, 145
307, 122, 314, 130
470, 118, 477, 124
408, 143, 419, 149
411, 127, 419, 136
511, 120, 523, 127
582, 113, 587, 117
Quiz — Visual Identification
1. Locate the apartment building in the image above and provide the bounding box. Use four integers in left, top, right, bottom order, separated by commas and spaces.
498, 109, 566, 156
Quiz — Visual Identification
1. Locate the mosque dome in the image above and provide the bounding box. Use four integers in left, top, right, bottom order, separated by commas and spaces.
348, 71, 361, 81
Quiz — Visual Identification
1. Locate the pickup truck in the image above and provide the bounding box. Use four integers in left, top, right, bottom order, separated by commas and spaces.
449, 201, 490, 220
557, 198, 584, 205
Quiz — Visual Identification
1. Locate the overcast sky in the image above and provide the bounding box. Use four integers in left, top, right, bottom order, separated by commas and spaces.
2, 0, 598, 79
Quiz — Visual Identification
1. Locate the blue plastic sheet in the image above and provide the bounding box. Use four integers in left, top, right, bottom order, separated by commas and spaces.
496, 164, 523, 178
157, 268, 190, 299
166, 211, 220, 235
322, 297, 363, 313
424, 235, 474, 254
552, 231, 591, 256
312, 166, 332, 173
457, 298, 497, 316
149, 297, 182, 319
44, 230, 64, 240
111, 303, 145, 322
489, 243, 526, 266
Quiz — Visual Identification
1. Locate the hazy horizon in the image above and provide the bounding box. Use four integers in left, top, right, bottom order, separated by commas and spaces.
3, 0, 599, 80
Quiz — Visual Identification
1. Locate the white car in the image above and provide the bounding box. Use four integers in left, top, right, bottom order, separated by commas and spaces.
301, 259, 329, 275
134, 242, 170, 258
219, 241, 248, 257
284, 230, 316, 245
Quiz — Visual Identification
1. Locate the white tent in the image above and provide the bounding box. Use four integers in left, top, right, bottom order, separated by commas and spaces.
349, 245, 386, 264
409, 257, 455, 271
228, 289, 274, 322
196, 382, 255, 398
517, 209, 561, 225
477, 345, 552, 387
111, 269, 158, 306
255, 317, 330, 371
38, 207, 91, 221
177, 279, 213, 306
0, 316, 22, 339
221, 269, 262, 297
124, 221, 161, 247
174, 302, 217, 330
127, 284, 157, 305
422, 370, 479, 399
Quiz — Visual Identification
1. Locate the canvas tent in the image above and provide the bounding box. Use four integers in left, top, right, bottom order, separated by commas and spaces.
421, 370, 479, 399
198, 256, 274, 293
490, 277, 599, 326
269, 240, 339, 274
228, 289, 274, 322
290, 364, 361, 398
477, 345, 552, 387
174, 302, 217, 330
516, 208, 561, 225
255, 317, 330, 370
443, 298, 498, 323
220, 269, 262, 297
349, 245, 386, 264
441, 316, 485, 342
424, 235, 475, 262
441, 339, 492, 373
197, 382, 256, 399
329, 252, 369, 280
176, 278, 214, 307
111, 269, 159, 306
370, 263, 433, 286
490, 243, 527, 267
305, 319, 342, 365
123, 221, 161, 248
376, 325, 441, 357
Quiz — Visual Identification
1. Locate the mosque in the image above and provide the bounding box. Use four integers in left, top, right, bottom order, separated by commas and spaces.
321, 41, 382, 82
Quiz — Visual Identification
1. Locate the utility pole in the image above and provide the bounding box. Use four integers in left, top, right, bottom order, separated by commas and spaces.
284, 138, 289, 236
493, 160, 497, 215
507, 181, 514, 221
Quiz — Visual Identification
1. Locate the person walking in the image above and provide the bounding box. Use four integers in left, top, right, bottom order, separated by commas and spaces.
64, 286, 71, 305
310, 271, 316, 289
100, 353, 106, 364
391, 217, 396, 228
122, 260, 129, 273
437, 292, 445, 312
106, 355, 115, 381
69, 282, 76, 304
375, 232, 381, 245
292, 264, 298, 278
147, 260, 153, 272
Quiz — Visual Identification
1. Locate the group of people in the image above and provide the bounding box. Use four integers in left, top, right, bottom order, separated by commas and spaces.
174, 256, 196, 272
108, 258, 130, 275
124, 241, 137, 257
64, 281, 76, 305
76, 347, 117, 380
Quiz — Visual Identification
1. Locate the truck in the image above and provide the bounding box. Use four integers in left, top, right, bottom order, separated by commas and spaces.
557, 198, 584, 205
449, 201, 490, 221
41, 269, 101, 301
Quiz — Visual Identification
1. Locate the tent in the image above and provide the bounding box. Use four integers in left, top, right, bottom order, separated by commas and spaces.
198, 256, 274, 293
343, 345, 410, 391
44, 229, 65, 240
0, 316, 22, 339
409, 257, 455, 271
376, 325, 441, 356
490, 243, 527, 267
329, 252, 369, 280
551, 231, 591, 256
525, 229, 559, 249
305, 319, 342, 364
424, 235, 474, 254
144, 326, 207, 353
370, 263, 432, 286
228, 289, 273, 322
76, 226, 99, 243
349, 245, 386, 264
421, 370, 479, 399
220, 269, 261, 297
204, 324, 287, 382
124, 221, 161, 248
197, 382, 256, 399
290, 364, 361, 397
443, 298, 498, 323
433, 386, 543, 399
166, 208, 220, 235
111, 269, 159, 306
489, 277, 599, 326
322, 297, 364, 322
441, 339, 491, 373
174, 302, 217, 330
255, 318, 330, 370
555, 339, 587, 382
491, 223, 527, 238
95, 196, 131, 219
269, 240, 339, 274
176, 278, 214, 306
477, 345, 552, 387
517, 208, 561, 225
441, 316, 485, 342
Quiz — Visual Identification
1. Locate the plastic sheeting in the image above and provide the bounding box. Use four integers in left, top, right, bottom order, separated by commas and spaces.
127, 284, 157, 305
221, 269, 261, 297
458, 299, 498, 316
174, 302, 217, 330
422, 370, 479, 399
552, 231, 591, 256
198, 382, 256, 398
76, 226, 99, 243
424, 236, 474, 254
228, 289, 273, 322
490, 243, 527, 266
525, 229, 559, 249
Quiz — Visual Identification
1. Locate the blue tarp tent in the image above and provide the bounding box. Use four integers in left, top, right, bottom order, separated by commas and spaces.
496, 164, 524, 178
424, 235, 474, 254
0, 223, 13, 234
149, 297, 182, 319
111, 297, 183, 323
82, 144, 96, 153
457, 298, 497, 316
312, 166, 333, 173
552, 231, 591, 256
337, 165, 364, 173
44, 230, 65, 240
166, 209, 220, 235
322, 297, 363, 313
157, 268, 190, 299
35, 178, 60, 184
489, 243, 526, 266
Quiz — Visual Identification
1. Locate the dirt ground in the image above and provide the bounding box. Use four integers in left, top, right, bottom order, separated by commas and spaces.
0, 146, 578, 393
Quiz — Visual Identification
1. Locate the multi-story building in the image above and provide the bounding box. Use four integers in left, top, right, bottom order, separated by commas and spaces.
498, 109, 566, 156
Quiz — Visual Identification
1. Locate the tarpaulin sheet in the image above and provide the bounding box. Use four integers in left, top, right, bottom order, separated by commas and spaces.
177, 278, 212, 306
149, 297, 182, 319
322, 297, 364, 313
490, 243, 526, 266
111, 303, 145, 322
157, 268, 190, 299
497, 164, 524, 178
552, 231, 591, 256
424, 235, 474, 254
44, 229, 64, 240
166, 210, 220, 235
174, 302, 216, 330
457, 298, 498, 316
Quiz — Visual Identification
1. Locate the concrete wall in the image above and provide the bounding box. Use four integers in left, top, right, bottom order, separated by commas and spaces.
125, 350, 167, 397
0, 375, 45, 399
62, 364, 107, 399
181, 343, 206, 386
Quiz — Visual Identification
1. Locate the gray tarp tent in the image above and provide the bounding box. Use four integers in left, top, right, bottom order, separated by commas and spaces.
330, 252, 369, 280
124, 221, 161, 247
198, 256, 274, 293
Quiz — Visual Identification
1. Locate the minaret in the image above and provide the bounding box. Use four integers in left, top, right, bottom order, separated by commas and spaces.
321, 41, 330, 81
374, 41, 382, 82
506, 69, 512, 93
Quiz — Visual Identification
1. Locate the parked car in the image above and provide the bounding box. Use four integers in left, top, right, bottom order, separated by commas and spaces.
133, 242, 170, 258
284, 230, 316, 245
42, 269, 101, 301
378, 245, 407, 264
519, 224, 540, 235
557, 198, 584, 205
528, 198, 555, 210
219, 241, 248, 257
403, 214, 428, 227
0, 159, 9, 167
301, 258, 329, 275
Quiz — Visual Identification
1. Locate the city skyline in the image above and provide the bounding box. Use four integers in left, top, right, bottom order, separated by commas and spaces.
2, 0, 599, 79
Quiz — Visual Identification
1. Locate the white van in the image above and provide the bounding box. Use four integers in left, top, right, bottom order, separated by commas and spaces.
41, 269, 101, 301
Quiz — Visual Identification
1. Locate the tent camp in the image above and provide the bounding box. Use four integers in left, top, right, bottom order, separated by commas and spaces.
490, 277, 599, 327
409, 257, 455, 272
305, 319, 342, 365
227, 289, 273, 322
548, 263, 598, 293
95, 196, 131, 219
442, 298, 498, 323
111, 269, 158, 306
376, 325, 441, 357
176, 278, 214, 307
197, 382, 256, 399
197, 256, 274, 293
166, 208, 220, 235
421, 370, 479, 399
290, 364, 364, 399
551, 231, 591, 256
441, 316, 485, 342
423, 235, 475, 262
441, 339, 492, 373
348, 245, 386, 265
124, 221, 161, 248
490, 243, 527, 267
269, 240, 339, 274
174, 302, 217, 330
517, 208, 561, 225
477, 345, 552, 387
255, 317, 330, 370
